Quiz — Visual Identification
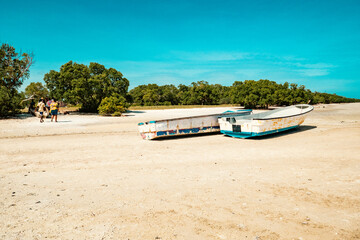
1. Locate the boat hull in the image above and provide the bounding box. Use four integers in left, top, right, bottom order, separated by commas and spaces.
218, 105, 312, 138
221, 125, 300, 138
138, 110, 252, 140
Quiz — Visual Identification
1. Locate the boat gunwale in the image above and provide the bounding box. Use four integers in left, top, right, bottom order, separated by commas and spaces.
138, 109, 252, 125
251, 107, 313, 121
225, 105, 314, 122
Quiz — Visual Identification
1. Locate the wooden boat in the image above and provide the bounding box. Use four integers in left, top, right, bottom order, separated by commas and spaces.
218, 104, 314, 138
138, 109, 252, 140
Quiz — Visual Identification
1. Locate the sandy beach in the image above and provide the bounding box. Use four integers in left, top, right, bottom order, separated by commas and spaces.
0, 103, 359, 240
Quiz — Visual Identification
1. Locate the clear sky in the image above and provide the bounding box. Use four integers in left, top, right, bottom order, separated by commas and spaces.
1, 0, 360, 98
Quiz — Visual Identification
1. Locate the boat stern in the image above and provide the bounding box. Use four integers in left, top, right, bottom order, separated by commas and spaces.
138, 121, 157, 140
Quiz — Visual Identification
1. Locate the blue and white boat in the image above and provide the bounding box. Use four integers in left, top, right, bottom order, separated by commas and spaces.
218, 104, 314, 138
138, 109, 252, 140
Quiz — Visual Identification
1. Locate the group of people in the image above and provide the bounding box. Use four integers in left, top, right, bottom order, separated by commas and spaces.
33, 98, 60, 123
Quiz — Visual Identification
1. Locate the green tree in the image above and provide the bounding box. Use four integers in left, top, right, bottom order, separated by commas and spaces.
0, 86, 24, 116
213, 84, 231, 104
229, 79, 317, 108
129, 84, 147, 105
142, 84, 161, 106
128, 79, 359, 107
0, 43, 33, 117
229, 80, 261, 108
24, 82, 49, 98
129, 84, 179, 106
188, 81, 216, 105
160, 85, 179, 105
44, 61, 129, 112
177, 84, 191, 105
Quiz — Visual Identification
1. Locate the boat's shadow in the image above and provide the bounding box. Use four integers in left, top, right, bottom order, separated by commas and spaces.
237, 125, 317, 140
153, 125, 317, 141
153, 132, 221, 141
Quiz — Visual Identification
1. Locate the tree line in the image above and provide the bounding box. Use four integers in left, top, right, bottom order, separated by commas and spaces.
129, 80, 360, 108
0, 43, 33, 117
1, 43, 359, 117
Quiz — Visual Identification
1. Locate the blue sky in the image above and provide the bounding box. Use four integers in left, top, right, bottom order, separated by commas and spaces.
1, 0, 360, 98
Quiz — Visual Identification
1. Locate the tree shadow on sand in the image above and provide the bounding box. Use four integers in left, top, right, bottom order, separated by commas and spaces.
0, 113, 36, 120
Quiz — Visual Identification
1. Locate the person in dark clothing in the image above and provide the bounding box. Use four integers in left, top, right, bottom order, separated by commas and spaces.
29, 99, 35, 115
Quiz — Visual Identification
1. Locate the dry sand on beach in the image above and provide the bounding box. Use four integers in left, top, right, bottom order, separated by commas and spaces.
0, 103, 359, 240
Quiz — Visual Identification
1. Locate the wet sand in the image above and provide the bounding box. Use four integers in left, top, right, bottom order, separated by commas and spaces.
0, 103, 359, 239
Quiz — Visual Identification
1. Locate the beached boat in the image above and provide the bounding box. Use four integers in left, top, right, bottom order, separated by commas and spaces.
218, 104, 314, 138
138, 109, 252, 140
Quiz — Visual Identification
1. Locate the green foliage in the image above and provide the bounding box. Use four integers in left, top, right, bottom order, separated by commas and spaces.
129, 79, 359, 108
176, 84, 191, 105
44, 61, 130, 112
0, 86, 23, 116
129, 84, 180, 106
311, 92, 359, 104
188, 81, 217, 105
24, 82, 49, 98
130, 81, 230, 106
230, 80, 315, 108
98, 95, 129, 115
0, 43, 33, 117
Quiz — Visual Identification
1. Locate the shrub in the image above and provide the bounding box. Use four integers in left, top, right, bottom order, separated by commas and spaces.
0, 86, 23, 117
98, 95, 129, 116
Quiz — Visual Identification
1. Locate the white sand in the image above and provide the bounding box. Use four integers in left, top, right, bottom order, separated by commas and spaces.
0, 103, 359, 239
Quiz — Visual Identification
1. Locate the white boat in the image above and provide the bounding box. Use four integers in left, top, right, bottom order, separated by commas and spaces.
218, 104, 314, 138
138, 109, 252, 140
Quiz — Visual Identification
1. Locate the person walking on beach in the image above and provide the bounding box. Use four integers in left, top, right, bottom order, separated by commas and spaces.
37, 99, 46, 123
50, 98, 59, 122
46, 98, 52, 111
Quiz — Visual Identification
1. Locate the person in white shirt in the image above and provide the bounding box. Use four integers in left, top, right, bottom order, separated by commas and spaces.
36, 99, 46, 123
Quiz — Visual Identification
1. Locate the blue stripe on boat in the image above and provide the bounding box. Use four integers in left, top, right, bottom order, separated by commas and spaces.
221, 109, 252, 114
221, 125, 300, 138
157, 126, 220, 137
